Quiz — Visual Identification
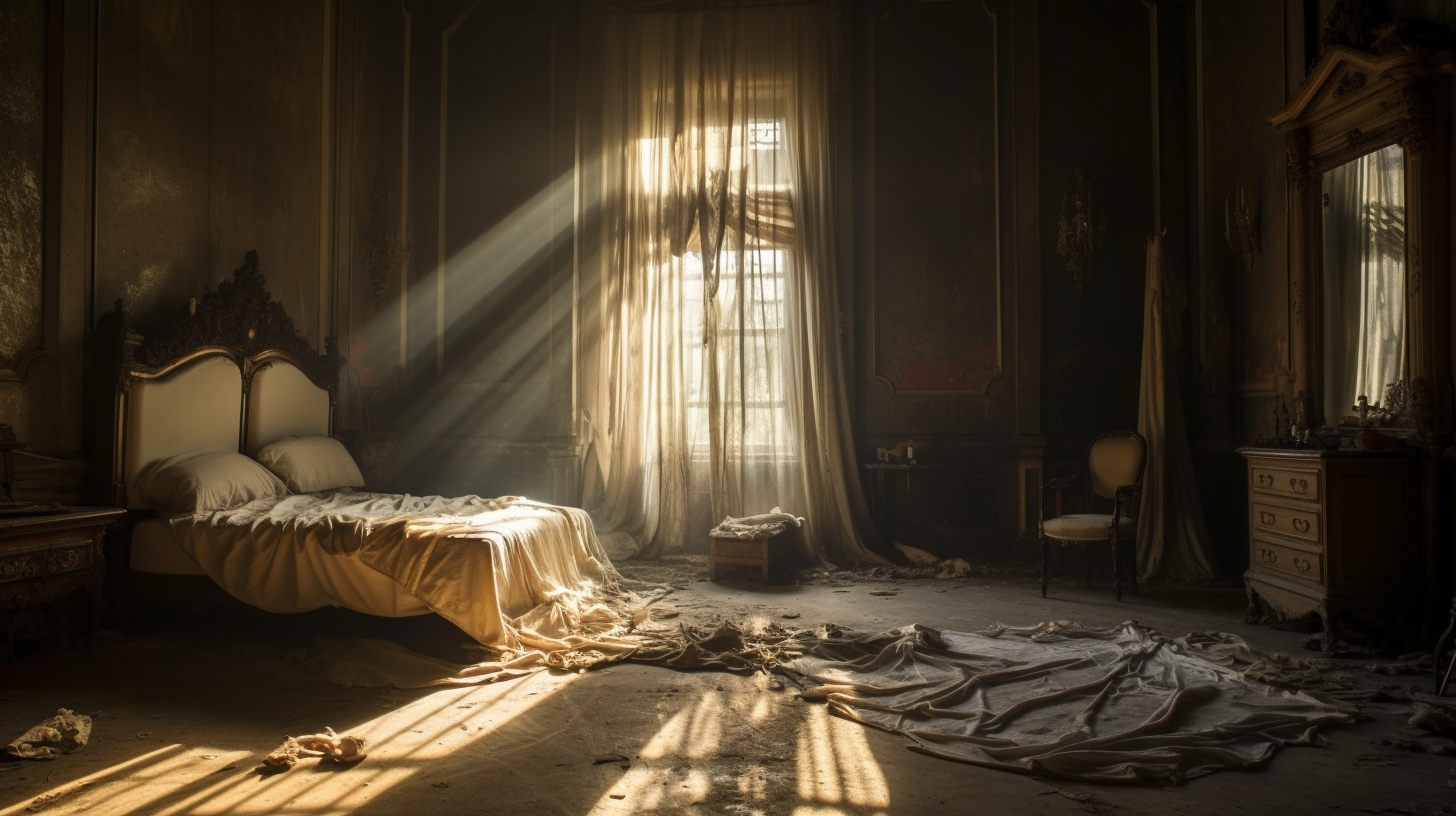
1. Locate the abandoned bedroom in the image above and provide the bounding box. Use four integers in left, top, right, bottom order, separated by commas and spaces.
4, 0, 1456, 813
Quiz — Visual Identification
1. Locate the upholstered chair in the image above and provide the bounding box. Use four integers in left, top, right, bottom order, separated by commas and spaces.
1039, 430, 1147, 601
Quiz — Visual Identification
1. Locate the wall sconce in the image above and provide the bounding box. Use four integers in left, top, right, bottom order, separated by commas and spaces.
1224, 183, 1261, 270
1056, 168, 1106, 293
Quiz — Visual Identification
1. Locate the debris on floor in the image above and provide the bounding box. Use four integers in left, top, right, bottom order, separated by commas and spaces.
3, 709, 91, 760
262, 727, 368, 771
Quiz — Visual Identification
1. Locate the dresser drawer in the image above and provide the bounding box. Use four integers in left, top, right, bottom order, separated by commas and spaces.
0, 535, 98, 585
1252, 536, 1323, 584
1251, 501, 1321, 545
1249, 463, 1321, 503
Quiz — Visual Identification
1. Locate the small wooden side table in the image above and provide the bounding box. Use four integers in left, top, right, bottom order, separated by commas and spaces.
0, 506, 125, 658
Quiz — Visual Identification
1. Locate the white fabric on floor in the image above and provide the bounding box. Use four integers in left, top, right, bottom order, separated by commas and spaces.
170, 490, 616, 648
786, 620, 1354, 784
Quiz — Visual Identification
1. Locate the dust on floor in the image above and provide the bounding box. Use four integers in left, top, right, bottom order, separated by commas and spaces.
0, 555, 1453, 816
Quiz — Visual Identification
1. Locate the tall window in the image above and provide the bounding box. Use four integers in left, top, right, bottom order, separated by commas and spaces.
591, 6, 887, 566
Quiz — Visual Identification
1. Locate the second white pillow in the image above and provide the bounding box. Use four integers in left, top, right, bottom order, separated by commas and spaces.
255, 435, 366, 494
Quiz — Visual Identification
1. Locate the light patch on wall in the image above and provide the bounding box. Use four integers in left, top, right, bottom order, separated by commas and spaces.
125, 264, 171, 316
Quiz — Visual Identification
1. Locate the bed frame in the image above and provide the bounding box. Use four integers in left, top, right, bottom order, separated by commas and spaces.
92, 251, 344, 558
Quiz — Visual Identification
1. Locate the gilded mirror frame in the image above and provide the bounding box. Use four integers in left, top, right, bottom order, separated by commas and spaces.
1269, 44, 1453, 445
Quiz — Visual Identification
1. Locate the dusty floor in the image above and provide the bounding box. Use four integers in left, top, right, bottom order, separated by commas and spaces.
1, 556, 1453, 816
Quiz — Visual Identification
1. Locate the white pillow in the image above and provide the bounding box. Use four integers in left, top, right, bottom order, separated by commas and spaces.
135, 450, 288, 514
255, 435, 365, 494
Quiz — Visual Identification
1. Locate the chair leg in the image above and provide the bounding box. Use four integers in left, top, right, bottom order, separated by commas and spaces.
1085, 544, 1093, 588
1111, 532, 1123, 602
1040, 534, 1049, 598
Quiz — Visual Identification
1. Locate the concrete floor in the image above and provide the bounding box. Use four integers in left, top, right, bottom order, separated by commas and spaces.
0, 557, 1452, 816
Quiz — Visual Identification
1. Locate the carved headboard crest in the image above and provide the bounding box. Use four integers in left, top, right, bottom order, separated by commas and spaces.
100, 251, 343, 387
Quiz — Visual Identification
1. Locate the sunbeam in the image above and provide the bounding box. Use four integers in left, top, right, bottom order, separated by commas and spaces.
0, 672, 581, 816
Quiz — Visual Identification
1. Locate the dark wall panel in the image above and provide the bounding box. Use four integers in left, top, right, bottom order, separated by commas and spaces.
1038, 0, 1153, 445
1189, 0, 1297, 573
339, 0, 410, 394
1198, 0, 1288, 402
851, 0, 1039, 558
94, 0, 328, 344
440, 2, 557, 437
208, 0, 326, 344
94, 0, 212, 333
870, 2, 1000, 403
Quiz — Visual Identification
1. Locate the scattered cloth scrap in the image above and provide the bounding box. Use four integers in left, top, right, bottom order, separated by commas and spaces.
4, 709, 92, 760
785, 621, 1357, 784
263, 727, 368, 771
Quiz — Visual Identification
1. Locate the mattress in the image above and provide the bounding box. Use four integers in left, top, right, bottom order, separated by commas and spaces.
131, 518, 209, 575
133, 515, 431, 617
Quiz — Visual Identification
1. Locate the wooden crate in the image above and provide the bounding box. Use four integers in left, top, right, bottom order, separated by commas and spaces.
708, 536, 772, 583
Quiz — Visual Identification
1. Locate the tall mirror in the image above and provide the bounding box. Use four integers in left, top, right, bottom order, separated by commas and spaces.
1320, 143, 1406, 427
1269, 42, 1452, 443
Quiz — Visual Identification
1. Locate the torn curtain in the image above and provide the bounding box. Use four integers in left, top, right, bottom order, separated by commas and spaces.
1135, 235, 1217, 584
583, 5, 885, 566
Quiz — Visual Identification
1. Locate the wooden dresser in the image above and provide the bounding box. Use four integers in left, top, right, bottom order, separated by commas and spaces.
1240, 447, 1421, 651
0, 507, 125, 657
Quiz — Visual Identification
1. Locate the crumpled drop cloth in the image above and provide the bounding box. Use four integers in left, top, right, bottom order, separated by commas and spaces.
4, 709, 91, 760
709, 508, 804, 540
286, 613, 1354, 784
784, 620, 1356, 784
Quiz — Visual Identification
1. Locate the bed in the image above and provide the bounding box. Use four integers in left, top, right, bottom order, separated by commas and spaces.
95, 251, 615, 648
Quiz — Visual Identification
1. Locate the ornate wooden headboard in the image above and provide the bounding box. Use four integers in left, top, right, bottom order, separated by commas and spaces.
91, 251, 344, 508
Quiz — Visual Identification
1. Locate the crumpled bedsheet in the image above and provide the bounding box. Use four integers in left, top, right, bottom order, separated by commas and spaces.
784, 620, 1357, 784
172, 491, 620, 652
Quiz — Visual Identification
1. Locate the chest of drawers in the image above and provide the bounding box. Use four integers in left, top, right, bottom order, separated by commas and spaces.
1240, 447, 1421, 651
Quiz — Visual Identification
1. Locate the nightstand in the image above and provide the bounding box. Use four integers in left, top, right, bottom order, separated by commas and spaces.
0, 506, 125, 658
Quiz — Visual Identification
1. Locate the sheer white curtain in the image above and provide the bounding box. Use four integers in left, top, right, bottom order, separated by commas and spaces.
586, 4, 885, 566
1322, 143, 1406, 423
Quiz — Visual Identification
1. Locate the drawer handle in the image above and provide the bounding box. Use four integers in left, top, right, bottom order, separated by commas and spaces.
1257, 473, 1274, 488
1292, 556, 1312, 573
1291, 518, 1310, 533
1258, 548, 1278, 564
1289, 477, 1308, 494
1259, 511, 1277, 526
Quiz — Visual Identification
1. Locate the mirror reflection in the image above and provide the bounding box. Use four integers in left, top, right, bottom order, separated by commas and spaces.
1321, 143, 1406, 426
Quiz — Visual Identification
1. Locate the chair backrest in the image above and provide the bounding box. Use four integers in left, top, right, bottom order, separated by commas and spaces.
1087, 431, 1147, 500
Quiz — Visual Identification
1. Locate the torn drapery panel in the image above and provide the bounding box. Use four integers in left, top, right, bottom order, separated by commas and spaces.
1136, 235, 1218, 585
585, 4, 885, 566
